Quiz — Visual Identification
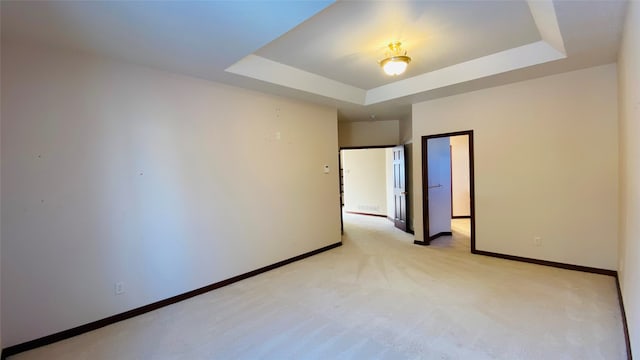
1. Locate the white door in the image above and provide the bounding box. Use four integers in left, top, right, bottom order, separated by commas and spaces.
427, 137, 452, 238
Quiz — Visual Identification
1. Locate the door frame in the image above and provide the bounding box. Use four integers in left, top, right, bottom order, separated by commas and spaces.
339, 144, 402, 234
392, 145, 409, 232
417, 130, 475, 250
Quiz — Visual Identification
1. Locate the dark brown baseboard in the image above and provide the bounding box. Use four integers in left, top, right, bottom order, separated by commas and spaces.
344, 211, 387, 218
1, 242, 342, 359
429, 231, 452, 241
472, 249, 616, 276
451, 215, 471, 219
615, 275, 633, 360
340, 145, 397, 150
414, 231, 452, 246
473, 249, 631, 357
5, 242, 630, 359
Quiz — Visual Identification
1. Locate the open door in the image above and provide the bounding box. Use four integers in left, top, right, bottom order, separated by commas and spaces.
417, 130, 475, 248
425, 137, 452, 240
393, 145, 408, 231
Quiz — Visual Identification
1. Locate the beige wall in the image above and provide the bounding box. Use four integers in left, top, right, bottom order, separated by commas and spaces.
399, 117, 412, 144
342, 149, 387, 216
338, 120, 399, 147
385, 148, 395, 219
0, 42, 341, 347
412, 64, 619, 270
451, 135, 470, 217
618, 1, 640, 356
0, 71, 2, 348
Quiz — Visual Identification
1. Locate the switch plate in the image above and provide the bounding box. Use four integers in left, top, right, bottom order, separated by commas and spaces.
115, 282, 125, 295
533, 237, 542, 247
323, 165, 330, 174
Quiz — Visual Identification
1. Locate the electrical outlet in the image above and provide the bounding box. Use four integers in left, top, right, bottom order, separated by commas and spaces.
533, 237, 542, 247
115, 282, 125, 295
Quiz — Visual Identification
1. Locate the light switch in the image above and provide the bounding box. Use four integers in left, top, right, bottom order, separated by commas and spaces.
323, 165, 330, 174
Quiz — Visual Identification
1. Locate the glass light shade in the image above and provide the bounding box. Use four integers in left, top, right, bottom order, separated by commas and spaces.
379, 42, 411, 76
383, 59, 409, 76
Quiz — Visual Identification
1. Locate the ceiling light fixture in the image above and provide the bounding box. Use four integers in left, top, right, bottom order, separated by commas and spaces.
379, 42, 411, 76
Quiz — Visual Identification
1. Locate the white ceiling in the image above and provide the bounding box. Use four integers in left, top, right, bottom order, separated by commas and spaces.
256, 1, 541, 90
1, 0, 628, 122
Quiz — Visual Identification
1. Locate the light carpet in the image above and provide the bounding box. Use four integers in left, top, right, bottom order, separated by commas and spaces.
10, 213, 626, 359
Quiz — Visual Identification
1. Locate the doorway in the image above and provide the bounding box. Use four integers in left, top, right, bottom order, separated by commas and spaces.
339, 145, 411, 234
416, 130, 475, 250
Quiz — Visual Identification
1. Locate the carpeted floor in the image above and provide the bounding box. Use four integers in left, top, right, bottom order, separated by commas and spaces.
11, 213, 626, 359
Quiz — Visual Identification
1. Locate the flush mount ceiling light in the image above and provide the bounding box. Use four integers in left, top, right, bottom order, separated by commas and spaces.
379, 41, 411, 76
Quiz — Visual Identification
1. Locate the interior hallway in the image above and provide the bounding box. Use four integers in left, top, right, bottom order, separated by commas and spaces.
10, 213, 625, 359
